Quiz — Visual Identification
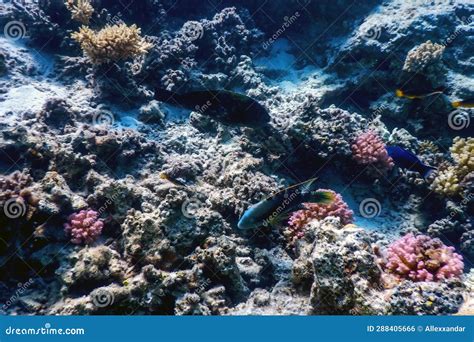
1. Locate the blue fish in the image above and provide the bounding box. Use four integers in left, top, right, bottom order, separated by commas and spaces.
237, 178, 335, 230
385, 145, 436, 179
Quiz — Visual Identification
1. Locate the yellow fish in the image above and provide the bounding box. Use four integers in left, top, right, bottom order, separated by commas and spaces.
395, 89, 443, 100
452, 99, 474, 108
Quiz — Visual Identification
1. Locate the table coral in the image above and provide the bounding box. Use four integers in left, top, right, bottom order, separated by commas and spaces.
382, 233, 464, 282
64, 210, 104, 244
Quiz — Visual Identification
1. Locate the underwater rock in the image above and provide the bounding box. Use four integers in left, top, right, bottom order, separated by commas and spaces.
229, 283, 311, 315
60, 245, 127, 294
289, 104, 367, 159
292, 218, 383, 315
388, 280, 465, 315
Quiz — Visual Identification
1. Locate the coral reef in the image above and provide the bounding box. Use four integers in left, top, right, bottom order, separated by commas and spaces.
285, 190, 353, 246
381, 233, 464, 282
65, 0, 94, 24
292, 218, 383, 315
64, 210, 104, 245
402, 40, 446, 80
351, 130, 394, 172
72, 24, 153, 64
0, 170, 38, 221
431, 138, 474, 196
0, 0, 472, 318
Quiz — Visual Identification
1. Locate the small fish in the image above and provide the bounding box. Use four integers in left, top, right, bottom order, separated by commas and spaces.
159, 172, 188, 187
237, 178, 335, 230
385, 145, 436, 179
155, 88, 271, 127
452, 99, 474, 108
395, 88, 444, 100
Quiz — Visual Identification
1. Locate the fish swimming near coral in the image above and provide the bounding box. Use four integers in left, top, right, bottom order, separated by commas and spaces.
385, 145, 436, 179
155, 88, 271, 127
159, 172, 188, 187
451, 99, 474, 108
395, 88, 444, 100
237, 178, 335, 230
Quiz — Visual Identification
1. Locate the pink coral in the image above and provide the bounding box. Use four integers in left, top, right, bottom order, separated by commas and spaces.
351, 130, 394, 171
64, 210, 104, 244
383, 233, 464, 282
285, 190, 353, 244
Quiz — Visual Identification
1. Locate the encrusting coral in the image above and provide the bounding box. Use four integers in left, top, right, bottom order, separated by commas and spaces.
65, 0, 94, 24
285, 190, 353, 245
72, 24, 153, 64
64, 210, 104, 244
381, 233, 464, 283
351, 130, 394, 171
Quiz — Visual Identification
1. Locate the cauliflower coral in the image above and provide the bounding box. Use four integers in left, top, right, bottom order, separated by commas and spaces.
285, 190, 353, 245
72, 24, 153, 64
351, 130, 394, 171
64, 210, 104, 244
402, 40, 445, 74
382, 233, 464, 282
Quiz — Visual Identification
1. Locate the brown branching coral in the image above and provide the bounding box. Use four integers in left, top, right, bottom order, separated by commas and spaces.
65, 0, 94, 25
431, 137, 474, 196
71, 24, 153, 64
